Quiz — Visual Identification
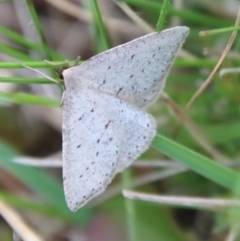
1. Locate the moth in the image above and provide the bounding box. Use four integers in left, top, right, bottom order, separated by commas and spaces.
62, 26, 189, 211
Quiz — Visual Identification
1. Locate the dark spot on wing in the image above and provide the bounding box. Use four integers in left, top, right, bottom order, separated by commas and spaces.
90, 108, 94, 112
105, 121, 111, 129
130, 75, 134, 78
77, 145, 81, 148
96, 152, 99, 156
131, 55, 135, 59
117, 87, 123, 94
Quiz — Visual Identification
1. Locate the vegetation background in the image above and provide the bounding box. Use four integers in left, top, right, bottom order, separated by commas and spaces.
0, 0, 240, 240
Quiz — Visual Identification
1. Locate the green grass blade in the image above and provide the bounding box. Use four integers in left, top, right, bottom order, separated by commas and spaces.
24, 0, 53, 60
0, 61, 77, 69
0, 92, 59, 106
0, 77, 55, 84
156, 0, 170, 31
120, 0, 232, 27
91, 0, 110, 50
0, 25, 64, 60
0, 42, 31, 60
0, 139, 90, 223
152, 134, 239, 191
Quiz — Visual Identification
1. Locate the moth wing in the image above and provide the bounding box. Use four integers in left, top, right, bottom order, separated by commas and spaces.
62, 88, 156, 211
62, 88, 119, 211
102, 93, 156, 173
63, 26, 189, 107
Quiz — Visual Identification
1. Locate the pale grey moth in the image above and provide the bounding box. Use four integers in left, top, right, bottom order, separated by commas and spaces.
62, 26, 189, 211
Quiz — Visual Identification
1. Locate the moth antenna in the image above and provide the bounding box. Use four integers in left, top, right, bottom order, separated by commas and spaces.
44, 57, 81, 83
73, 56, 81, 66
44, 56, 81, 68
22, 65, 60, 84
44, 59, 69, 67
